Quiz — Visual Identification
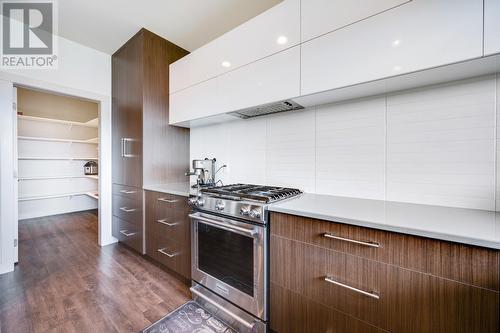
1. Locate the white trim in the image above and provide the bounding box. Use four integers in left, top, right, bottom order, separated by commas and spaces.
19, 175, 98, 180
0, 80, 15, 274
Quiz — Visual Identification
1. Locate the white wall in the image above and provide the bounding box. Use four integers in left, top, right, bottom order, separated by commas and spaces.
191, 74, 500, 211
0, 35, 114, 274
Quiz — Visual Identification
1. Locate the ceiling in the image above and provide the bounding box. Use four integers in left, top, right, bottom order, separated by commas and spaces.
57, 0, 281, 54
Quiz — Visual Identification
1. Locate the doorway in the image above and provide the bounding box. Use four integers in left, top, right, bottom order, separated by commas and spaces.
14, 87, 100, 260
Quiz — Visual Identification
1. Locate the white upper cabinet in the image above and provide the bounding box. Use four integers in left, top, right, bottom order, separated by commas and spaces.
485, 0, 500, 56
169, 78, 218, 125
217, 46, 300, 114
169, 0, 300, 94
301, 0, 484, 96
301, 0, 410, 42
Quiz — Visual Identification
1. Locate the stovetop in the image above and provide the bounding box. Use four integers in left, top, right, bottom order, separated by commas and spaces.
200, 183, 302, 204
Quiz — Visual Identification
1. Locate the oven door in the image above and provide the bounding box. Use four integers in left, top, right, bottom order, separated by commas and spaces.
190, 212, 266, 320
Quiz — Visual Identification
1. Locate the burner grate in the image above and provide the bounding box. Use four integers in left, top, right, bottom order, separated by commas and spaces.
201, 184, 302, 203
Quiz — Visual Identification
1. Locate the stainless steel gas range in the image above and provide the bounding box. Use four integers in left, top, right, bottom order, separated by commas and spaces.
188, 184, 302, 332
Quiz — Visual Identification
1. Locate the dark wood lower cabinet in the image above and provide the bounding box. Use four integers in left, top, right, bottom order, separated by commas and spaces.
270, 212, 500, 333
145, 190, 191, 280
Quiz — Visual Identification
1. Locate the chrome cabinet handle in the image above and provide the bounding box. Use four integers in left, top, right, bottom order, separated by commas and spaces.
122, 138, 135, 157
157, 219, 178, 226
325, 276, 380, 299
323, 232, 380, 248
158, 197, 178, 203
119, 207, 136, 213
119, 230, 137, 237
120, 190, 136, 194
190, 287, 256, 329
157, 248, 176, 257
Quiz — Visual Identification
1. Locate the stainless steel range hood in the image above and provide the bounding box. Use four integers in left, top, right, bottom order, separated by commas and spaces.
229, 100, 304, 119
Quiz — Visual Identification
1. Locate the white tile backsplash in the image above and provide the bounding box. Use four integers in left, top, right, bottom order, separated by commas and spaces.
316, 97, 386, 199
190, 74, 500, 211
387, 76, 496, 210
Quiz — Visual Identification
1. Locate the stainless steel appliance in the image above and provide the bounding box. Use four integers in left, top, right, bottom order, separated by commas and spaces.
186, 158, 217, 187
189, 184, 302, 332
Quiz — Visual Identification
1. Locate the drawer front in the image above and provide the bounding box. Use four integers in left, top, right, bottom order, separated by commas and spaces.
113, 195, 142, 225
271, 212, 500, 291
271, 235, 500, 332
145, 190, 191, 279
113, 183, 142, 201
112, 216, 142, 253
270, 283, 386, 333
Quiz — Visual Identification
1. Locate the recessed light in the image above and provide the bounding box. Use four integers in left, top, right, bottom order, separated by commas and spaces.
392, 39, 401, 47
393, 65, 402, 71
221, 61, 231, 68
277, 36, 288, 45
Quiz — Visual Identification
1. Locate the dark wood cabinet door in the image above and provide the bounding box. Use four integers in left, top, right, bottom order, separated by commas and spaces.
112, 31, 143, 188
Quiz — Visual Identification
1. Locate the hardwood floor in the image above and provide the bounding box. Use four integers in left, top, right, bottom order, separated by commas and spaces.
0, 211, 190, 333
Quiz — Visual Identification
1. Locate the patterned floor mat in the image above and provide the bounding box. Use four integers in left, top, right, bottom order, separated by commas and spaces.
140, 301, 237, 333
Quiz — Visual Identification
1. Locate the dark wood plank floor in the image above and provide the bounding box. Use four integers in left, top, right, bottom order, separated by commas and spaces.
0, 211, 190, 333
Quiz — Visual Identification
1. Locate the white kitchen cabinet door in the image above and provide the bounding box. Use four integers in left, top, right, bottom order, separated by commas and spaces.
301, 0, 410, 42
217, 46, 300, 114
170, 0, 300, 94
301, 0, 483, 96
485, 0, 500, 56
169, 78, 218, 125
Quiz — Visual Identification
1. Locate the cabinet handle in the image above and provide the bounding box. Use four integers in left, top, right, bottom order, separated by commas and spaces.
119, 207, 137, 213
323, 232, 380, 248
119, 230, 137, 237
120, 190, 136, 194
324, 276, 380, 299
122, 138, 135, 158
157, 219, 178, 226
158, 197, 178, 203
157, 248, 176, 258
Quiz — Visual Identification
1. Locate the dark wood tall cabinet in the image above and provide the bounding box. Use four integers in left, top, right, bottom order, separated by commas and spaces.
112, 29, 189, 253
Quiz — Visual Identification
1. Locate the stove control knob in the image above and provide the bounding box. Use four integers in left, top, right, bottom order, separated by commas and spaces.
196, 198, 205, 207
215, 200, 225, 211
249, 208, 261, 219
239, 205, 250, 216
188, 197, 198, 206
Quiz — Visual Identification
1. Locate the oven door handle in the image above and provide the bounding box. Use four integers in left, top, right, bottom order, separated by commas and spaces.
190, 286, 256, 329
189, 213, 257, 236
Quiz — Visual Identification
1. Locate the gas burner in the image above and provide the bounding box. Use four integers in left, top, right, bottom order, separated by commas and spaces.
200, 183, 302, 203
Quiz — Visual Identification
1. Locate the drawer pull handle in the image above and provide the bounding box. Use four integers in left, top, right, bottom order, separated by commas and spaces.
119, 190, 137, 194
324, 276, 380, 299
119, 230, 137, 237
119, 207, 137, 213
158, 198, 178, 203
157, 248, 176, 258
323, 232, 380, 248
157, 219, 178, 227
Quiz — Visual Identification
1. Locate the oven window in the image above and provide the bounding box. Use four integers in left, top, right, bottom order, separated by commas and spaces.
198, 222, 254, 297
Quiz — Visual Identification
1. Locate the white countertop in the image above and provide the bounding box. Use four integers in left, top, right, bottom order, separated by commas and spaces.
269, 193, 500, 249
143, 182, 194, 197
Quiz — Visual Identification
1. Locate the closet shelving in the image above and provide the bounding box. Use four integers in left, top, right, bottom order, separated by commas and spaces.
18, 114, 99, 219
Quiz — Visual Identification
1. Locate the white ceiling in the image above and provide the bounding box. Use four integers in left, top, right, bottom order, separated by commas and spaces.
58, 0, 281, 54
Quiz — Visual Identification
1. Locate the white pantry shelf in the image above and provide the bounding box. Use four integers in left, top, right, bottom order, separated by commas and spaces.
17, 115, 98, 128
18, 156, 98, 160
18, 136, 98, 144
85, 192, 99, 200
18, 192, 90, 201
19, 175, 99, 180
